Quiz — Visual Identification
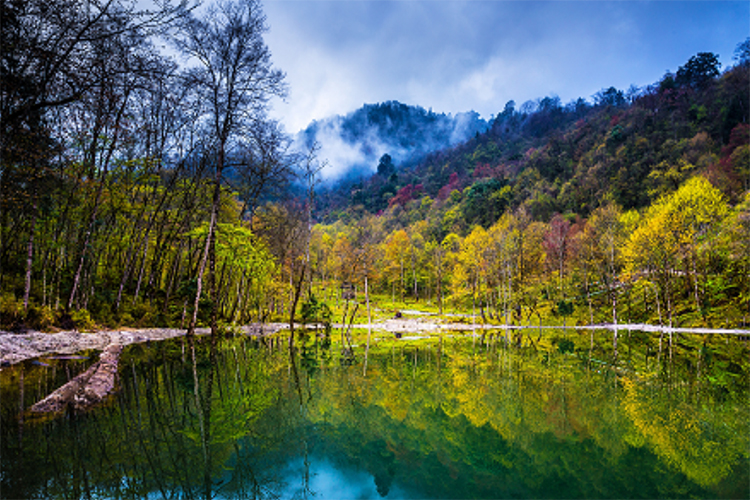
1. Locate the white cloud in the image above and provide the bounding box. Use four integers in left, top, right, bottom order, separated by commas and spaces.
265, 0, 750, 133
295, 119, 394, 180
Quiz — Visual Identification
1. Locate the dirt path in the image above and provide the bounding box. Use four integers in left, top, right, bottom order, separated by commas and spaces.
0, 318, 454, 366
0, 328, 193, 366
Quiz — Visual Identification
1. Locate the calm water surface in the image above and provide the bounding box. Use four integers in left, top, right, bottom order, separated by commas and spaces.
1, 329, 748, 499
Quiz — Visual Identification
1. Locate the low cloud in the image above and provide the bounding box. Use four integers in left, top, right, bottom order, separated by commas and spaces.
294, 102, 488, 181
297, 117, 404, 180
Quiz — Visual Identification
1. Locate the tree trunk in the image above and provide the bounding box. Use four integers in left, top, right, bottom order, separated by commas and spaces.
30, 345, 123, 413
68, 199, 101, 310
132, 234, 150, 305
187, 206, 215, 338
400, 259, 404, 303
692, 250, 701, 317
472, 276, 477, 336
412, 251, 418, 300
209, 172, 221, 338
363, 276, 373, 376
23, 201, 37, 313
288, 262, 307, 350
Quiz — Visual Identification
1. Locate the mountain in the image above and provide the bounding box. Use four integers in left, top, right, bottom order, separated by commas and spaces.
314, 51, 749, 226
298, 101, 488, 181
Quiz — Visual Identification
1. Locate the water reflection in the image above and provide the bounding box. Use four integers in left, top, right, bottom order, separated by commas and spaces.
0, 329, 748, 499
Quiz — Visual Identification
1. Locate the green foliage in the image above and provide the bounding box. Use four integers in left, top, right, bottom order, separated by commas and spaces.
676, 52, 721, 89
0, 0, 294, 332
24, 305, 55, 330
595, 86, 626, 108
555, 300, 574, 318
734, 37, 750, 66
462, 178, 510, 227
300, 295, 333, 336
70, 309, 95, 332
0, 293, 24, 327
377, 153, 395, 177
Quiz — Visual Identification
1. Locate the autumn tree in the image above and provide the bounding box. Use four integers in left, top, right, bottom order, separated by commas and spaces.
543, 214, 571, 297
719, 193, 750, 320
624, 176, 728, 325
382, 229, 410, 303
426, 238, 445, 314
253, 201, 306, 314
571, 219, 599, 325
590, 204, 626, 324
456, 226, 490, 322
408, 221, 428, 300
517, 220, 547, 324
488, 213, 522, 325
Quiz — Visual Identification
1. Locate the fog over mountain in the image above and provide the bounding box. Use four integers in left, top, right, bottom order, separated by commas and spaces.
297, 101, 488, 181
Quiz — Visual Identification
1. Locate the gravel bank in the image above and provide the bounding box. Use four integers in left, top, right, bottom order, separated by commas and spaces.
0, 324, 289, 366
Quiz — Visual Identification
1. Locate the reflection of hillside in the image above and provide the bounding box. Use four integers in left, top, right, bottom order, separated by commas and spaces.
302, 335, 748, 497
0, 333, 747, 499
621, 377, 748, 487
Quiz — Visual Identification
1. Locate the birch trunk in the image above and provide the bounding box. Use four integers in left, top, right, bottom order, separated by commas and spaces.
23, 202, 37, 313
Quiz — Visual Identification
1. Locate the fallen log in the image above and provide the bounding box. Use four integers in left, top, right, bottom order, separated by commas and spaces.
30, 344, 123, 413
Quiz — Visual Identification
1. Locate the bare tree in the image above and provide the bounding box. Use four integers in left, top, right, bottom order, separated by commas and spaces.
1, 0, 180, 312
233, 121, 297, 221
171, 0, 287, 337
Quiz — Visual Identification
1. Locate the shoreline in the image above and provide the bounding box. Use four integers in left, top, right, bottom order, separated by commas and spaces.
0, 325, 287, 366
1, 320, 748, 366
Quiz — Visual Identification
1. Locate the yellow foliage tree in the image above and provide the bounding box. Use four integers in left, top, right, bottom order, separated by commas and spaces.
382, 229, 410, 303
456, 226, 490, 321
488, 213, 523, 325
624, 176, 728, 324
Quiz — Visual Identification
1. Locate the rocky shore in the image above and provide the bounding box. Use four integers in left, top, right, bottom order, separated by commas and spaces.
0, 324, 291, 367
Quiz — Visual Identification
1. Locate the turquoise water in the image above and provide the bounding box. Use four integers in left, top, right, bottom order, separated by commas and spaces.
1, 330, 748, 499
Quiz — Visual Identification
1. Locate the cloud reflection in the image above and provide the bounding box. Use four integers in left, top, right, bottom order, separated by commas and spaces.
279, 456, 411, 499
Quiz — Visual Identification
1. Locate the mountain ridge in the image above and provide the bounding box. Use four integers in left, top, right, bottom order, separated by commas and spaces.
313, 50, 749, 226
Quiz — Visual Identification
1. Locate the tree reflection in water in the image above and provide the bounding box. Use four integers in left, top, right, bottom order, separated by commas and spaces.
0, 329, 748, 499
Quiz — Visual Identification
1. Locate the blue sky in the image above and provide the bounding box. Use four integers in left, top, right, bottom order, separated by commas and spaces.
263, 0, 749, 133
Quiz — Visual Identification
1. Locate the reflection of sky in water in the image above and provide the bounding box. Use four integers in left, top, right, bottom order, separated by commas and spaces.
279, 456, 412, 499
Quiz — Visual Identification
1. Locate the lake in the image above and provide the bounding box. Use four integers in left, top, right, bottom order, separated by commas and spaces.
1, 328, 748, 499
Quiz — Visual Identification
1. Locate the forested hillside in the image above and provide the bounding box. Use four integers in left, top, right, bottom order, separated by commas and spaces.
308, 47, 750, 328
320, 52, 748, 223
0, 0, 748, 333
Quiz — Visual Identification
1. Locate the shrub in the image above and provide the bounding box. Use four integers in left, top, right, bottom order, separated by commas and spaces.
25, 305, 55, 330
0, 293, 23, 327
70, 309, 96, 332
